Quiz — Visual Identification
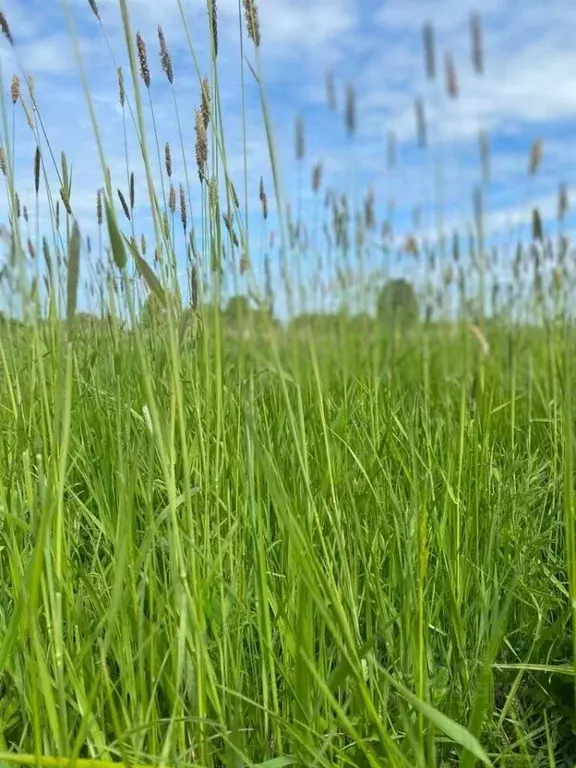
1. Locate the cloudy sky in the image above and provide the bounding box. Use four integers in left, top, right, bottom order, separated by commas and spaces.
0, 0, 574, 316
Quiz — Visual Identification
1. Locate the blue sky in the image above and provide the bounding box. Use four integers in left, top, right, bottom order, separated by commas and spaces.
0, 0, 575, 318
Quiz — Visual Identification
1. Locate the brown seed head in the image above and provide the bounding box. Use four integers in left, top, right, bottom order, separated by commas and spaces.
422, 22, 436, 80
27, 75, 35, 102
117, 189, 131, 221
136, 32, 150, 89
130, 171, 135, 209
415, 97, 427, 149
164, 142, 172, 178
10, 74, 19, 105
96, 189, 102, 226
242, 0, 261, 46
201, 77, 210, 128
209, 0, 218, 57
528, 138, 543, 175
445, 53, 458, 99
345, 83, 356, 136
558, 182, 569, 222
158, 26, 173, 84
295, 116, 305, 160
168, 184, 176, 214
259, 177, 268, 220
117, 67, 125, 107
88, 0, 100, 20
0, 12, 13, 44
180, 184, 187, 231
470, 13, 484, 75
195, 108, 207, 181
312, 162, 322, 194
34, 146, 41, 194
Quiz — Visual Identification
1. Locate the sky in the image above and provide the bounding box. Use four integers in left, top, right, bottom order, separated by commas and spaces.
0, 0, 575, 318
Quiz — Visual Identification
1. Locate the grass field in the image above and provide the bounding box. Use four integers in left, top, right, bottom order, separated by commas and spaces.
0, 2, 575, 766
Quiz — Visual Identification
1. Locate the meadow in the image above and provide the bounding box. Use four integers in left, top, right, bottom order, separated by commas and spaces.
0, 1, 575, 766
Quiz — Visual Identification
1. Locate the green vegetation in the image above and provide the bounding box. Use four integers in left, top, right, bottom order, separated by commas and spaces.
0, 2, 574, 767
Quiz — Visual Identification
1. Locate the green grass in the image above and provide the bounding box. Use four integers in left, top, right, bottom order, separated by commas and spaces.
0, 1, 575, 766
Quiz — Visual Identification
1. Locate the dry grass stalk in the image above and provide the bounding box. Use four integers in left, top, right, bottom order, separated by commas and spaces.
468, 323, 490, 356
180, 183, 187, 231
345, 83, 356, 136
117, 67, 125, 107
0, 12, 13, 44
259, 177, 268, 220
34, 147, 40, 195
136, 32, 150, 89
295, 116, 305, 161
194, 108, 207, 181
445, 53, 458, 99
158, 26, 173, 84
470, 13, 484, 75
164, 142, 172, 178
312, 162, 322, 194
201, 78, 211, 128
10, 74, 19, 105
242, 0, 261, 46
422, 22, 436, 80
88, 0, 100, 20
528, 138, 543, 175
415, 97, 427, 148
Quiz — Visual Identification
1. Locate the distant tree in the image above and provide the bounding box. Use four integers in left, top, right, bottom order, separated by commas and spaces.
376, 278, 419, 329
225, 294, 250, 321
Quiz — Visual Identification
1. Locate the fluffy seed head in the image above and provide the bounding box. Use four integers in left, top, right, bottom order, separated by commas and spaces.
242, 0, 260, 46
136, 32, 150, 89
10, 74, 19, 105
158, 26, 173, 84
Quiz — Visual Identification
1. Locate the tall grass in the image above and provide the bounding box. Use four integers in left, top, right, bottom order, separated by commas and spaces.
0, 2, 575, 766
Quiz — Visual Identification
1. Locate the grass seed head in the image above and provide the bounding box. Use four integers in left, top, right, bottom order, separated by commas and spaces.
0, 12, 13, 44
532, 207, 543, 242
387, 130, 397, 169
201, 77, 211, 128
158, 26, 173, 84
445, 53, 458, 98
96, 189, 102, 225
10, 74, 19, 104
88, 0, 100, 20
470, 13, 484, 75
164, 142, 172, 178
528, 138, 543, 175
230, 181, 240, 209
259, 177, 268, 220
209, 0, 218, 57
312, 162, 322, 193
345, 83, 356, 136
117, 67, 125, 107
558, 182, 569, 222
242, 0, 261, 46
194, 108, 207, 181
117, 189, 131, 221
295, 116, 305, 160
136, 32, 150, 89
129, 171, 135, 209
168, 183, 176, 214
34, 146, 40, 194
326, 70, 336, 110
180, 183, 187, 230
415, 97, 427, 148
422, 22, 436, 80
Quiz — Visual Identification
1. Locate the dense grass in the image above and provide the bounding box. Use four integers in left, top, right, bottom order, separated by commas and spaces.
0, 1, 575, 766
